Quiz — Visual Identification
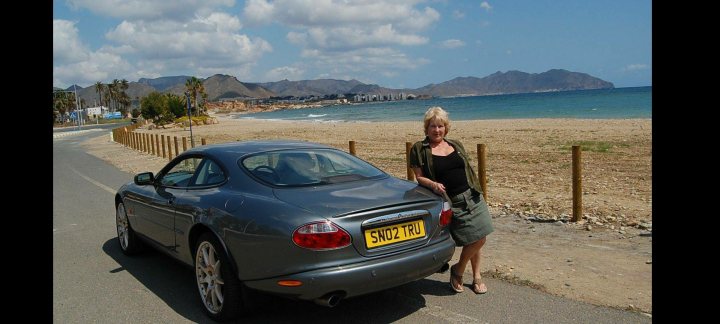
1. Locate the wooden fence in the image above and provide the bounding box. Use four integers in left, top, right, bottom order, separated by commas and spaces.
110, 127, 584, 221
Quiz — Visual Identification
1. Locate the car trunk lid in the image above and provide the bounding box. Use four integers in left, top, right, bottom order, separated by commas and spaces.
273, 178, 445, 256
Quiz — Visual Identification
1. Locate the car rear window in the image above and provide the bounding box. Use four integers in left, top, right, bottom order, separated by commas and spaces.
241, 149, 386, 186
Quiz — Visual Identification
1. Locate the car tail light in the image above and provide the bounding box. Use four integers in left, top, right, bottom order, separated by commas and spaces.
293, 221, 351, 250
440, 201, 452, 227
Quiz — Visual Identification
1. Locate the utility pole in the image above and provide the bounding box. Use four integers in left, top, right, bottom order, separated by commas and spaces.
73, 84, 82, 130
185, 91, 195, 147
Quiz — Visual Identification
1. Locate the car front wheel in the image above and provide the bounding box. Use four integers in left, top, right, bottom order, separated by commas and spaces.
195, 232, 246, 321
116, 202, 143, 255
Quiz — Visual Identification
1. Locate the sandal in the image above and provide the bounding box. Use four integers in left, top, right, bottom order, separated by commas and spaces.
471, 278, 488, 294
449, 264, 464, 293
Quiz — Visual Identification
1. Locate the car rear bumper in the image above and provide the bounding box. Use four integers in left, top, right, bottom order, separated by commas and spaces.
243, 237, 456, 301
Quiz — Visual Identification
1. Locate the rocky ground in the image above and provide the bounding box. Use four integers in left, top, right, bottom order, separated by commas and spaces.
85, 116, 652, 316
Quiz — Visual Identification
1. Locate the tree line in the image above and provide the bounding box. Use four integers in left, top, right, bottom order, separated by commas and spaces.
138, 76, 208, 126
53, 77, 208, 125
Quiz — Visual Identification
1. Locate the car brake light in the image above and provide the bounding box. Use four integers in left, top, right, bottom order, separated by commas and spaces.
440, 201, 452, 227
293, 221, 351, 250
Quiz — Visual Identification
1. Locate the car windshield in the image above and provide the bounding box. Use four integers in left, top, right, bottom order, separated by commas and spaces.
241, 148, 386, 186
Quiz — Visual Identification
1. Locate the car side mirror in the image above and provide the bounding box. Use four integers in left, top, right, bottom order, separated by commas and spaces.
134, 172, 155, 185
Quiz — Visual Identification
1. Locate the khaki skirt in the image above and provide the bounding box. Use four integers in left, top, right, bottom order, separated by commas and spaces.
448, 189, 494, 246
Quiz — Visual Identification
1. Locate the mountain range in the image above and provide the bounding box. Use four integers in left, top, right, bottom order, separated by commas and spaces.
57, 69, 614, 106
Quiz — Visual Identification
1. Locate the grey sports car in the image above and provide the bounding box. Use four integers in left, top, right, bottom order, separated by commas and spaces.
115, 140, 455, 321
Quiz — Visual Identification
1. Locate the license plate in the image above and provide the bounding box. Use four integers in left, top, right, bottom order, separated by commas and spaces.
364, 219, 425, 249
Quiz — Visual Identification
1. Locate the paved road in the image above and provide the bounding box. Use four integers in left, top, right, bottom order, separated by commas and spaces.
53, 131, 651, 323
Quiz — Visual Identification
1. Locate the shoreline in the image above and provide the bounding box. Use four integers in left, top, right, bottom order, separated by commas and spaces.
215, 112, 652, 123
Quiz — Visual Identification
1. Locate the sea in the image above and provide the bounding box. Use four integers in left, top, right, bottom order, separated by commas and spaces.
235, 86, 651, 123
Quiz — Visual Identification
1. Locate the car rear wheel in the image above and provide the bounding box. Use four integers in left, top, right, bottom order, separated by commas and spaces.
116, 202, 143, 255
195, 232, 247, 321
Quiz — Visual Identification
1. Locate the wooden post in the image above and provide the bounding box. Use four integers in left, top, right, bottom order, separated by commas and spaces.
155, 134, 161, 157
182, 137, 188, 152
201, 138, 207, 146
405, 142, 415, 181
161, 135, 166, 158
143, 134, 148, 153
572, 145, 582, 222
174, 137, 180, 158
477, 143, 488, 202
167, 136, 173, 161
349, 141, 356, 156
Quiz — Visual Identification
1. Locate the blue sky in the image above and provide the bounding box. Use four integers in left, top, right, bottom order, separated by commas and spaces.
53, 0, 651, 90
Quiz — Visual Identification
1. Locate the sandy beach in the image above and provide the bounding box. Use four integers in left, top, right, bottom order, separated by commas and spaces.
128, 115, 652, 229
85, 115, 652, 314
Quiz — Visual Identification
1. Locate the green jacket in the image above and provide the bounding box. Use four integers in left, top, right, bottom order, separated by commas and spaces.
409, 137, 483, 196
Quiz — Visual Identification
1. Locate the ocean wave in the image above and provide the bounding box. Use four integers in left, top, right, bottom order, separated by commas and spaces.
307, 114, 327, 118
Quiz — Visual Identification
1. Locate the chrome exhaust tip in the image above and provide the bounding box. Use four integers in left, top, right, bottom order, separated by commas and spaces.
314, 292, 344, 307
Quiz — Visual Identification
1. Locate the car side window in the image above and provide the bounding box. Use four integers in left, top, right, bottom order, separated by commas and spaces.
158, 157, 202, 188
192, 159, 226, 186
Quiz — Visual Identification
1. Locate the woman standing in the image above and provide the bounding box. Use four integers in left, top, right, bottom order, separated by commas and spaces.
409, 106, 494, 294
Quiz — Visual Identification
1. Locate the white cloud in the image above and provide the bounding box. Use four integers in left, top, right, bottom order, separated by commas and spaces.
244, 0, 438, 30
66, 0, 235, 20
440, 39, 465, 49
104, 16, 272, 68
53, 50, 133, 88
623, 64, 649, 71
246, 0, 438, 83
243, 0, 275, 24
53, 20, 90, 64
54, 6, 272, 88
480, 1, 492, 12
291, 25, 427, 50
300, 47, 427, 73
264, 66, 306, 81
55, 0, 441, 87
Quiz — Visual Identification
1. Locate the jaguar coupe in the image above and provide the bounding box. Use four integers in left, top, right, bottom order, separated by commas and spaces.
114, 140, 455, 321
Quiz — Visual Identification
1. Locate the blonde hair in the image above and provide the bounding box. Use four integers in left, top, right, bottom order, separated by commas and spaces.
423, 106, 450, 135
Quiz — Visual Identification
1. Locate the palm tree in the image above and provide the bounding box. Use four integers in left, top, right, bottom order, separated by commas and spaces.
107, 80, 119, 112
184, 76, 207, 116
95, 81, 106, 108
53, 90, 79, 123
117, 79, 130, 116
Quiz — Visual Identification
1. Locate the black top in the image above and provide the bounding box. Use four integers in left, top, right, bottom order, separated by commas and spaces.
432, 150, 470, 197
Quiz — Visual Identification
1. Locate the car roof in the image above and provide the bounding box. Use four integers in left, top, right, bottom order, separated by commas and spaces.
183, 140, 335, 157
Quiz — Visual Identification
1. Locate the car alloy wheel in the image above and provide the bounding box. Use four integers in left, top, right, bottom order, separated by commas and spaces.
116, 202, 142, 255
195, 233, 244, 321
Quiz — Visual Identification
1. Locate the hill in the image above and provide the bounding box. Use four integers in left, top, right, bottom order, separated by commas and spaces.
64, 69, 614, 106
416, 69, 613, 97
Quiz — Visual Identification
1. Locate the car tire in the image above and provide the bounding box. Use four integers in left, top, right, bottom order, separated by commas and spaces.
194, 232, 247, 321
116, 202, 143, 255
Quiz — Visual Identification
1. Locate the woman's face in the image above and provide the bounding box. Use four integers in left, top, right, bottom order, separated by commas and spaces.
426, 117, 446, 142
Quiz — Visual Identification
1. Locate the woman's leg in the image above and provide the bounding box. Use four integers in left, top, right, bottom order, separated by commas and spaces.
469, 237, 488, 293
451, 237, 486, 290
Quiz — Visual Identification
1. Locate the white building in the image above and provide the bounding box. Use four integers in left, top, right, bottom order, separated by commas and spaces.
84, 106, 109, 117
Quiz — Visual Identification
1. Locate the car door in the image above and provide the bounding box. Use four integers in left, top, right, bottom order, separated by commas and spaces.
134, 156, 202, 250
172, 157, 229, 262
